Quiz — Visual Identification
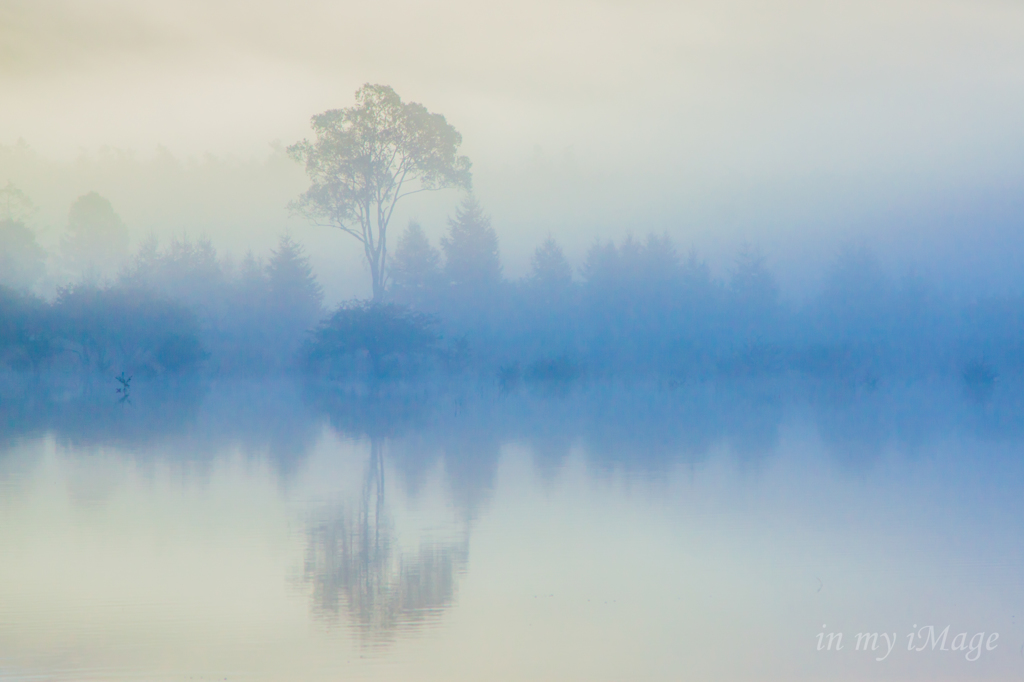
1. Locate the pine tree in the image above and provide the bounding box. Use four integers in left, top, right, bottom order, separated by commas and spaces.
530, 236, 573, 292
389, 221, 441, 305
266, 235, 324, 329
441, 196, 502, 291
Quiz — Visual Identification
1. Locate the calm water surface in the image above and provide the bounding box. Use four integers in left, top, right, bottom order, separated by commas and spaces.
1, 379, 1023, 681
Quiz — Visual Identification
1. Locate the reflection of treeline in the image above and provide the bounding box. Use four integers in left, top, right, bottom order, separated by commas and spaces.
0, 377, 321, 481
4, 374, 1024, 509
304, 374, 1024, 508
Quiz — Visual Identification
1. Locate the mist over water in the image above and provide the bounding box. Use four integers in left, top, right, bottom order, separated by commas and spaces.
4, 0, 1024, 679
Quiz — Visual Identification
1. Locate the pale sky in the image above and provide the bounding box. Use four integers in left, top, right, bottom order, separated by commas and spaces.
3, 0, 1024, 298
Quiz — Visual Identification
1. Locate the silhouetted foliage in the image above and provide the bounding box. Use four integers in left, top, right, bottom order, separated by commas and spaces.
51, 284, 205, 375
304, 302, 440, 379
0, 285, 52, 370
114, 233, 326, 375
121, 234, 224, 308
6, 176, 1024, 395
577, 232, 724, 374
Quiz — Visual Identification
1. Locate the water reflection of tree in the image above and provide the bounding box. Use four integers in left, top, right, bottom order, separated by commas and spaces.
309, 383, 503, 518
303, 436, 469, 643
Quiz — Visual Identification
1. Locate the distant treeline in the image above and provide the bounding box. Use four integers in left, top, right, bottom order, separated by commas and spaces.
0, 233, 323, 377
1, 195, 1021, 393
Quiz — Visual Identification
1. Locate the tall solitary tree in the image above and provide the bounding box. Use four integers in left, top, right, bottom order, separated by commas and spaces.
288, 84, 472, 302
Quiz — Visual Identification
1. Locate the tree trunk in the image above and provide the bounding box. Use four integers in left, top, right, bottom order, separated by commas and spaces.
369, 250, 385, 302
371, 274, 384, 302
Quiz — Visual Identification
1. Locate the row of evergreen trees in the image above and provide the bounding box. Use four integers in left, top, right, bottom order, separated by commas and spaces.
0, 233, 325, 377
379, 197, 783, 376
3, 187, 1021, 388
117, 233, 325, 374
373, 197, 1018, 387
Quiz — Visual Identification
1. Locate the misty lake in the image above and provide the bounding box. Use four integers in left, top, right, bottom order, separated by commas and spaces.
2, 377, 1023, 681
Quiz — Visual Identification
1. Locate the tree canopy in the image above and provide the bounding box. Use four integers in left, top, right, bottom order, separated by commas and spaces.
62, 191, 130, 280
304, 301, 439, 379
0, 182, 45, 290
288, 84, 472, 302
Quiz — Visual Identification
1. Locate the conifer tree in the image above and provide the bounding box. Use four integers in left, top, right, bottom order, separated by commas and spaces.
389, 221, 442, 306
441, 196, 502, 291
267, 235, 324, 329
